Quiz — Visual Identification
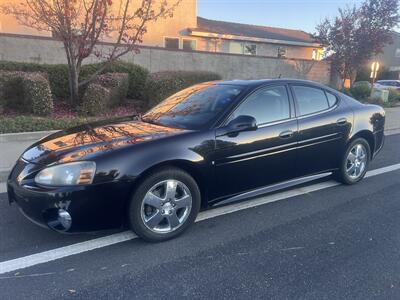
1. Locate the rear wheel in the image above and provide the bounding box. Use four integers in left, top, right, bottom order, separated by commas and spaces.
128, 168, 200, 242
334, 138, 370, 185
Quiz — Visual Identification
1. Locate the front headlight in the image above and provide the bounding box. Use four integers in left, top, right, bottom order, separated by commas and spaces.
35, 161, 96, 186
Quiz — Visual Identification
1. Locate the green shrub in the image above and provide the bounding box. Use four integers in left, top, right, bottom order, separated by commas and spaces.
0, 116, 89, 134
22, 73, 54, 116
350, 82, 372, 100
0, 71, 24, 109
0, 71, 53, 116
388, 89, 400, 103
94, 73, 129, 105
0, 61, 69, 100
363, 97, 386, 106
0, 60, 149, 100
79, 83, 110, 116
144, 71, 222, 108
81, 61, 149, 99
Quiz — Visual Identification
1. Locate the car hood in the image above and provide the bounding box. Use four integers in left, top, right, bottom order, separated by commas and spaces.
21, 117, 186, 165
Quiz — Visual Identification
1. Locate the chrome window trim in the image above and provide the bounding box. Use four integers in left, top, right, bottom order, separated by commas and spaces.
296, 103, 339, 120
258, 102, 339, 127
257, 117, 294, 128
220, 84, 293, 128
290, 84, 341, 119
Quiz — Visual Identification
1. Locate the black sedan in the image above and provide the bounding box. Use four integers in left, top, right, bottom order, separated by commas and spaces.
7, 79, 385, 242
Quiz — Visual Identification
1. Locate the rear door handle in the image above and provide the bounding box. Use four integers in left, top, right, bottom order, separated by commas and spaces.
336, 117, 347, 125
279, 130, 294, 139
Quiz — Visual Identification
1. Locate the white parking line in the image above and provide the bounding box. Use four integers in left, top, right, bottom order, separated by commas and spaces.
1, 163, 400, 275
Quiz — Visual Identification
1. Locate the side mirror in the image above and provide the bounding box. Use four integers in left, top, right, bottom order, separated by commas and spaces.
225, 115, 257, 134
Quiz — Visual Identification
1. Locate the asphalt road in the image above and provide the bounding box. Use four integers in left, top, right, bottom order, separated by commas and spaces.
1, 134, 400, 300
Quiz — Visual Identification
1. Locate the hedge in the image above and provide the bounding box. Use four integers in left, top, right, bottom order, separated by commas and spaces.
0, 61, 69, 100
0, 60, 149, 100
94, 72, 129, 105
79, 84, 111, 116
350, 81, 372, 101
79, 72, 131, 116
388, 89, 400, 103
144, 71, 222, 108
81, 61, 149, 100
0, 116, 89, 134
0, 71, 53, 116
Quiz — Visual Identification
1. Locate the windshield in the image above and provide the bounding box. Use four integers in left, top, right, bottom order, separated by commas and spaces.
142, 83, 244, 130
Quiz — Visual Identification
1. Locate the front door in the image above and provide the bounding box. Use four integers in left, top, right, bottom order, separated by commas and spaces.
212, 85, 298, 199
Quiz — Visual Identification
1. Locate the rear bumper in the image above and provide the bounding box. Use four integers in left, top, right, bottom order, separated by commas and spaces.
7, 170, 133, 233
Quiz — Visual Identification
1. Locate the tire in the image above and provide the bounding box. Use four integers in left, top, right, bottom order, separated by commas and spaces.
334, 138, 371, 185
128, 167, 201, 242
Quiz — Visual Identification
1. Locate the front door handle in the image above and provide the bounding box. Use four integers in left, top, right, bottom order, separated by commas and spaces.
336, 117, 348, 125
279, 130, 294, 139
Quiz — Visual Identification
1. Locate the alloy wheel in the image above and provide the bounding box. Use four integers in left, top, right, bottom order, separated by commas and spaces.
140, 179, 192, 234
345, 143, 367, 180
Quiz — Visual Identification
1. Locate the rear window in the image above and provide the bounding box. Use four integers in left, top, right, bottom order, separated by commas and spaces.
326, 92, 338, 107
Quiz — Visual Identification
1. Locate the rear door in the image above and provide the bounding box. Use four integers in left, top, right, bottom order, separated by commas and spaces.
211, 85, 298, 199
290, 84, 352, 176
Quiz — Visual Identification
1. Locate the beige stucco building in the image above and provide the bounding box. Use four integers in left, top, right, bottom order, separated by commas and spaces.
0, 0, 324, 61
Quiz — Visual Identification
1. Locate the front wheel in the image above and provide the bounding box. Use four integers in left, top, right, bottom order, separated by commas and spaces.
334, 138, 370, 185
128, 168, 201, 242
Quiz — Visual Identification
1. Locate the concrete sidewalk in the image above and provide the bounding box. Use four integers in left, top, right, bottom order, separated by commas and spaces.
384, 107, 400, 134
1, 107, 400, 182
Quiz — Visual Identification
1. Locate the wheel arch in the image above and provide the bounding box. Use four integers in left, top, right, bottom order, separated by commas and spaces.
127, 159, 209, 211
349, 130, 375, 158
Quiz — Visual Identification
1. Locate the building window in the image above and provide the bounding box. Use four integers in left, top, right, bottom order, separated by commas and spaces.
395, 48, 400, 58
229, 42, 243, 54
182, 39, 197, 51
277, 47, 287, 58
244, 44, 257, 55
312, 49, 317, 60
229, 42, 257, 55
164, 37, 180, 49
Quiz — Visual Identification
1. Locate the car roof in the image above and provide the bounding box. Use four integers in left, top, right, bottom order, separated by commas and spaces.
214, 78, 329, 89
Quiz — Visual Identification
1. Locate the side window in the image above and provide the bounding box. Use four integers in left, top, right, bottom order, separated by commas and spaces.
230, 86, 290, 125
326, 91, 338, 107
292, 86, 329, 116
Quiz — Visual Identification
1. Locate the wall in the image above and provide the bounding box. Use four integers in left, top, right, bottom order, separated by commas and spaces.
138, 0, 197, 47
0, 33, 331, 84
0, 0, 321, 61
0, 0, 197, 47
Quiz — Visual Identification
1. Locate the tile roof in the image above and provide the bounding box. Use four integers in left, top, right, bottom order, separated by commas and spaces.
190, 17, 320, 45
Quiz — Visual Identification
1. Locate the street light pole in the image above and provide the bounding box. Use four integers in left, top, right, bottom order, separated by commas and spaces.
370, 61, 380, 85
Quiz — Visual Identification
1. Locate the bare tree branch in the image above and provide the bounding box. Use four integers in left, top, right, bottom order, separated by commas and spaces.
1, 0, 181, 103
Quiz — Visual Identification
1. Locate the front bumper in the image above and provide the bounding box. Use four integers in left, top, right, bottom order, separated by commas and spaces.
7, 160, 133, 233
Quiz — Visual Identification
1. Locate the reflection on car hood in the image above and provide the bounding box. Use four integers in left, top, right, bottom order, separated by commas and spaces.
22, 117, 185, 165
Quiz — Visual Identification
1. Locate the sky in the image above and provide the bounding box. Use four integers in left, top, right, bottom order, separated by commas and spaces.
197, 0, 365, 33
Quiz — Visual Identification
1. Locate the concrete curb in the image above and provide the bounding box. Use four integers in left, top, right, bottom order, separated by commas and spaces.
0, 169, 10, 183
0, 130, 57, 183
0, 130, 58, 143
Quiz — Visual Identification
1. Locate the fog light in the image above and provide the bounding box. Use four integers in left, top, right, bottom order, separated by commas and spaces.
57, 209, 72, 231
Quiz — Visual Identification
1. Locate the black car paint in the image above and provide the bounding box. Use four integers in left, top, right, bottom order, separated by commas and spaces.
7, 79, 385, 232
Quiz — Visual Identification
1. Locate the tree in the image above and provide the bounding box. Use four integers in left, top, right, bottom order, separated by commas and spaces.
1, 0, 180, 104
316, 0, 399, 86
